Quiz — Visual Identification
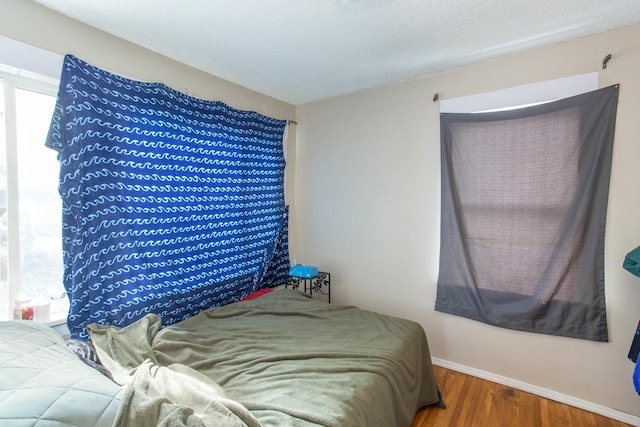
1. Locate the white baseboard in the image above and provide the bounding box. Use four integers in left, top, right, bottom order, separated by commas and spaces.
432, 357, 640, 427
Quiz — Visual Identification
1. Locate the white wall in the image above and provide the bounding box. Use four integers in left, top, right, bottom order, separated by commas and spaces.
296, 24, 640, 420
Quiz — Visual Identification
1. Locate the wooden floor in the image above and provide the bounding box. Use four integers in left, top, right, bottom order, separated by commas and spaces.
412, 365, 634, 427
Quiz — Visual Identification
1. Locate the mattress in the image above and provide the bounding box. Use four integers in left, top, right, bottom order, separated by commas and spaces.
88, 289, 442, 426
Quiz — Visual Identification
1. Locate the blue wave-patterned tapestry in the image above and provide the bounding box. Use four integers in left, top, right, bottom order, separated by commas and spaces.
46, 55, 290, 339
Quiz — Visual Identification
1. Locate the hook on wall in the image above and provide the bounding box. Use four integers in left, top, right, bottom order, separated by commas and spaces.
602, 53, 612, 69
433, 93, 439, 102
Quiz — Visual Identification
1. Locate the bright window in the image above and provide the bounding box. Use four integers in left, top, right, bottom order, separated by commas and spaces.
0, 69, 67, 323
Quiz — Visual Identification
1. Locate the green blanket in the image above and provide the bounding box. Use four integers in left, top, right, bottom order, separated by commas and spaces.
89, 290, 442, 427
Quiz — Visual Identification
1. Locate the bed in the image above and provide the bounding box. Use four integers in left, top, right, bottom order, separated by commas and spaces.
0, 289, 443, 426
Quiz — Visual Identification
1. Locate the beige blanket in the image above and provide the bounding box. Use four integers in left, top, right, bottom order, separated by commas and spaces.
113, 360, 261, 427
89, 290, 442, 427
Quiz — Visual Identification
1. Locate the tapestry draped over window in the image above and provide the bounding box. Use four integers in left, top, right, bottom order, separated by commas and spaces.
46, 55, 290, 339
435, 85, 619, 342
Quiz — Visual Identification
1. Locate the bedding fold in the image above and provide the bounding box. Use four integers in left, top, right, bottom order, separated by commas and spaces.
113, 360, 261, 427
88, 312, 161, 385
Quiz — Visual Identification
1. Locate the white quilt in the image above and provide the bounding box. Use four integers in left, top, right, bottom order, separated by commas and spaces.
0, 321, 122, 427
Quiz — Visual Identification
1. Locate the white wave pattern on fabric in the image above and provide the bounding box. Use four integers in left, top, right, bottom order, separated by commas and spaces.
46, 55, 290, 339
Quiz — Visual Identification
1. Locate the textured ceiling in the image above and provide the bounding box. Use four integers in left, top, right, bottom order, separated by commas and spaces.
34, 0, 640, 105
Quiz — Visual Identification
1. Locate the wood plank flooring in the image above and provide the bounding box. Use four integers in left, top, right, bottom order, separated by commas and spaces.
412, 365, 634, 427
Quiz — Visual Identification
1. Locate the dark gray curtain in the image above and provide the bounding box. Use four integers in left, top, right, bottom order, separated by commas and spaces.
435, 84, 619, 342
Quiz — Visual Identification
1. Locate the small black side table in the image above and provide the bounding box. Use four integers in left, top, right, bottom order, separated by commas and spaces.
284, 271, 331, 303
